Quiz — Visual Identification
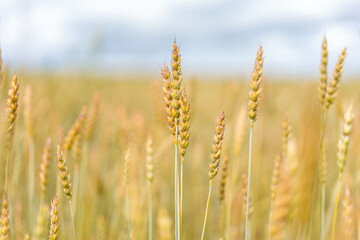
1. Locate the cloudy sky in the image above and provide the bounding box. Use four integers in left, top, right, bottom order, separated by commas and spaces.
0, 0, 359, 76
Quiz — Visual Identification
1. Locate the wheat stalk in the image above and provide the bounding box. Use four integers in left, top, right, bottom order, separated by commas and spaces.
342, 186, 354, 240
124, 148, 133, 239
246, 46, 264, 240
146, 137, 154, 240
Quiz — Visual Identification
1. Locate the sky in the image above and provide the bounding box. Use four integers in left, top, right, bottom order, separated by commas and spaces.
0, 0, 359, 76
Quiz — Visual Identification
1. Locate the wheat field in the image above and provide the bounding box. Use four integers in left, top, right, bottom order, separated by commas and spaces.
0, 39, 359, 240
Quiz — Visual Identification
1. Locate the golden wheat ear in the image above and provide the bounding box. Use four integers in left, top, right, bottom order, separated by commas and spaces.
0, 193, 10, 240
39, 138, 52, 201
248, 46, 264, 125
6, 74, 19, 152
63, 105, 87, 151
49, 194, 59, 240
319, 36, 328, 108
209, 111, 225, 186
324, 48, 346, 110
56, 145, 72, 201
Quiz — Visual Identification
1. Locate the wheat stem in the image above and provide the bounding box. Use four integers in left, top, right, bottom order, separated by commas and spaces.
180, 157, 184, 235
28, 139, 35, 232
245, 125, 253, 240
319, 113, 327, 240
69, 202, 76, 240
174, 123, 180, 240
148, 190, 153, 240
331, 175, 342, 240
200, 185, 212, 240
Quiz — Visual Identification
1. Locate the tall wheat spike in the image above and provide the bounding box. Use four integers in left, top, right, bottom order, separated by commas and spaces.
56, 145, 72, 201
56, 145, 76, 239
201, 111, 225, 240
246, 46, 264, 240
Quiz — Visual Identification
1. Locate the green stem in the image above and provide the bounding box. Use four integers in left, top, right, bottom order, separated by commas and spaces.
175, 123, 180, 240
245, 125, 253, 240
319, 113, 327, 240
331, 175, 342, 240
70, 202, 76, 240
28, 139, 35, 231
149, 188, 153, 240
126, 186, 132, 239
200, 185, 212, 240
180, 157, 184, 236
225, 184, 231, 240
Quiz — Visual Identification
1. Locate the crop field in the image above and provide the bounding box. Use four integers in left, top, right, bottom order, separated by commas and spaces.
0, 39, 359, 240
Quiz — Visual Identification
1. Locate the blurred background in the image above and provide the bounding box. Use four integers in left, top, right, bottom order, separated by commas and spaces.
0, 0, 359, 77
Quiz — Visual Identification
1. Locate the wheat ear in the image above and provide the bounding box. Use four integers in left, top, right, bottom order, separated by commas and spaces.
324, 48, 346, 110
178, 87, 190, 233
84, 91, 100, 142
219, 153, 229, 238
34, 204, 49, 239
331, 104, 354, 240
4, 74, 19, 191
40, 138, 52, 202
319, 36, 328, 109
56, 145, 76, 239
63, 106, 87, 151
0, 193, 10, 240
49, 194, 59, 240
